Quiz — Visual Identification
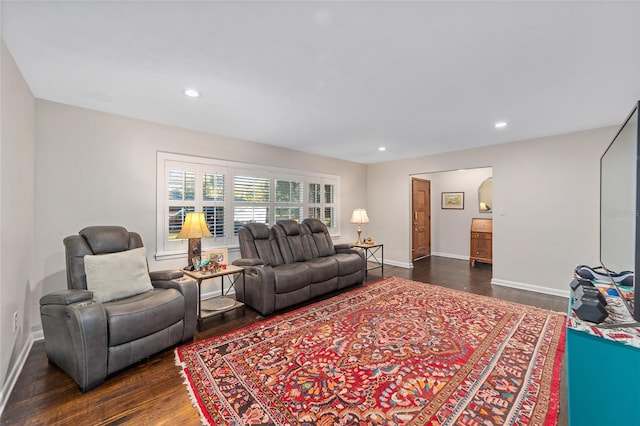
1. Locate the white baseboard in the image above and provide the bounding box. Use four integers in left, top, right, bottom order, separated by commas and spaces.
0, 331, 38, 417
31, 326, 44, 342
408, 254, 569, 299
431, 252, 469, 261
382, 259, 413, 269
491, 278, 570, 298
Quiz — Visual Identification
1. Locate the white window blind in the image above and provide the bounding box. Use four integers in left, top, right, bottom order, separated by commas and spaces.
203, 172, 225, 238
274, 177, 303, 223
156, 152, 340, 258
234, 171, 271, 234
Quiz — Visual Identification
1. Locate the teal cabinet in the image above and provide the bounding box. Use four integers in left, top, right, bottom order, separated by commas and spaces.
567, 297, 640, 425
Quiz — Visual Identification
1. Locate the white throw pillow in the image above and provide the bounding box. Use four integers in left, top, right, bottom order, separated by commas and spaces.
84, 247, 153, 302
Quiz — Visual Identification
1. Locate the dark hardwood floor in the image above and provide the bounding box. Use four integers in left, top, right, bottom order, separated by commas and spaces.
1, 256, 569, 425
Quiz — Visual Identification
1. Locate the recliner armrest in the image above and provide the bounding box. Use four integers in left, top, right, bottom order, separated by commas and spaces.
151, 275, 196, 291
335, 245, 363, 256
149, 269, 184, 281
40, 295, 108, 391
40, 289, 93, 306
151, 274, 197, 342
233, 258, 264, 267
232, 263, 276, 316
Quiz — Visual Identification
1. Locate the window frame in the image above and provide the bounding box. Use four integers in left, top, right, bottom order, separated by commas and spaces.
156, 152, 340, 259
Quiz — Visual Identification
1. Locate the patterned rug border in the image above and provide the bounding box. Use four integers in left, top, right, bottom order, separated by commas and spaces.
176, 276, 566, 425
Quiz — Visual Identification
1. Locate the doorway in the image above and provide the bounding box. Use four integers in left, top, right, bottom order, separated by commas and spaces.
412, 177, 431, 261
412, 167, 493, 266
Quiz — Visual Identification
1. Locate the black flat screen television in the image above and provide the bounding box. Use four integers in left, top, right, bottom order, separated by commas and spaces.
600, 100, 640, 322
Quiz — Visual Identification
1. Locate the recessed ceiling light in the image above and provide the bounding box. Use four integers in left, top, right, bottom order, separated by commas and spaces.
183, 89, 202, 98
494, 121, 508, 129
378, 146, 386, 152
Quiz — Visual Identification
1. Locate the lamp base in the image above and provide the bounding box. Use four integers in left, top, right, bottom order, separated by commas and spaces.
187, 238, 201, 270
356, 225, 363, 244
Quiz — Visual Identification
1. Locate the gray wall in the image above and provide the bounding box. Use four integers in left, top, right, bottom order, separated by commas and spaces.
0, 36, 624, 412
32, 99, 368, 317
0, 40, 35, 409
367, 127, 614, 296
1, 59, 367, 406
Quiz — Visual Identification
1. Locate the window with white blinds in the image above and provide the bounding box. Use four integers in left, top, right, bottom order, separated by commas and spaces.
233, 171, 271, 234
157, 152, 340, 257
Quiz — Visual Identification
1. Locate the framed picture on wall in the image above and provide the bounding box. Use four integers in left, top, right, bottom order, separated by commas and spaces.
441, 192, 464, 209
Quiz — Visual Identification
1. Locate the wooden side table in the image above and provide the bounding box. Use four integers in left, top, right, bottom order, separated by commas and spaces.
469, 218, 492, 266
182, 265, 245, 329
353, 242, 384, 277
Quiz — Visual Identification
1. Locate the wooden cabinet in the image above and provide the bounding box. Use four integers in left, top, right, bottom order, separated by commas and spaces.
469, 218, 492, 265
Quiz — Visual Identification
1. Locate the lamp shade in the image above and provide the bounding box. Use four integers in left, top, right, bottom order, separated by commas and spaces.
176, 212, 212, 239
350, 209, 370, 224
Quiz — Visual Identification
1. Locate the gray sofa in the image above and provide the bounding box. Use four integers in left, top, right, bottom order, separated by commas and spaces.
233, 218, 366, 316
39, 226, 197, 391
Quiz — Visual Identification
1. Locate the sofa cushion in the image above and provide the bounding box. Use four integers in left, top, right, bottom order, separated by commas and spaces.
304, 257, 339, 283
273, 263, 312, 293
80, 226, 131, 254
84, 247, 153, 302
303, 218, 329, 234
278, 219, 301, 236
239, 224, 283, 266
245, 222, 271, 239
104, 288, 184, 346
275, 220, 309, 263
302, 218, 336, 257
333, 252, 364, 276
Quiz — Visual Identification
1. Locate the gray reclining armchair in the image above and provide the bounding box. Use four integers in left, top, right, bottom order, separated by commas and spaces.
40, 226, 198, 391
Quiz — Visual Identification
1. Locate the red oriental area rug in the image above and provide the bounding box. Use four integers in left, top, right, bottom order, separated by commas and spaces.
175, 277, 566, 425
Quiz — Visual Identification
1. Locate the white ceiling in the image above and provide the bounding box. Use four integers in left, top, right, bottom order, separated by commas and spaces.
3, 1, 640, 164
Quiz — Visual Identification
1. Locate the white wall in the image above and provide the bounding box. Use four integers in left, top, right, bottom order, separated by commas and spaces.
32, 99, 367, 319
0, 40, 35, 410
367, 127, 615, 296
416, 168, 492, 259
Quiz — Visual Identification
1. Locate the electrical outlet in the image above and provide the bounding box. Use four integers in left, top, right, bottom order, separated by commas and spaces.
13, 311, 19, 333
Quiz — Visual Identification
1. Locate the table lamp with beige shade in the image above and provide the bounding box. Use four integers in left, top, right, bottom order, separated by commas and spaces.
350, 208, 370, 244
177, 212, 212, 270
